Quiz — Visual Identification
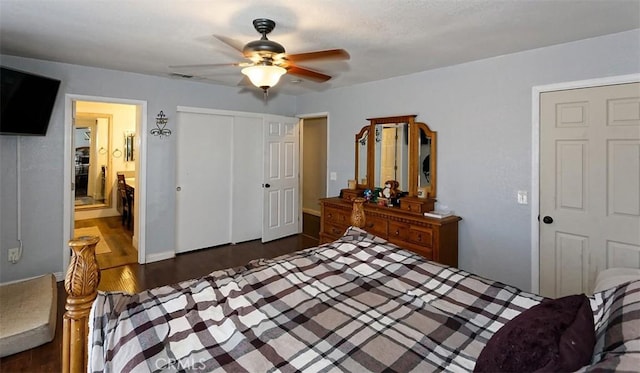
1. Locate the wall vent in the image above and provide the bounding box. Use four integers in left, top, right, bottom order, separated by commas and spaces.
169, 73, 193, 79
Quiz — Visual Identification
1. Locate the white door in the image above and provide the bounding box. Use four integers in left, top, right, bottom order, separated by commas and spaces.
176, 112, 232, 253
540, 82, 640, 297
262, 116, 300, 242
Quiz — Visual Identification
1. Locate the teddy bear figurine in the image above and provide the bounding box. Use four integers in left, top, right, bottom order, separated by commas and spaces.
381, 180, 400, 199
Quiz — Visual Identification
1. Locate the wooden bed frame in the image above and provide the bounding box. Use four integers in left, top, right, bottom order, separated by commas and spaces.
60, 200, 366, 372
62, 235, 100, 373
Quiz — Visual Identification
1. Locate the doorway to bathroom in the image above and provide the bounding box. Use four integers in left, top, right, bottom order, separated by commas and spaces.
63, 95, 147, 271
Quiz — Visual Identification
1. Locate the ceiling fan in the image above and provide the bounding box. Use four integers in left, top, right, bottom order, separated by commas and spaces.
170, 18, 349, 95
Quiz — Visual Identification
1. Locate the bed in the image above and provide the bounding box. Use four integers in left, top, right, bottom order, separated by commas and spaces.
62, 228, 640, 372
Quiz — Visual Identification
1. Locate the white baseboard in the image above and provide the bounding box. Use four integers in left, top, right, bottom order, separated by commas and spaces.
54, 271, 64, 282
145, 251, 175, 263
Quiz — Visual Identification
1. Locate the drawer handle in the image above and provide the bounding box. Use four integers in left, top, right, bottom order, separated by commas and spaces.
417, 233, 422, 241
367, 223, 374, 228
394, 230, 400, 236
332, 228, 341, 234
327, 213, 332, 218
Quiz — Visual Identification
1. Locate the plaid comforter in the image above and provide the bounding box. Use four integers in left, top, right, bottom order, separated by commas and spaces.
89, 227, 543, 372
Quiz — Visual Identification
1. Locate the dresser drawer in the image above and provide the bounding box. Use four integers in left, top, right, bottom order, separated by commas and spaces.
363, 215, 388, 238
324, 222, 349, 238
399, 197, 435, 214
388, 238, 434, 260
341, 188, 363, 202
408, 226, 433, 248
388, 221, 410, 241
323, 206, 350, 226
406, 243, 433, 260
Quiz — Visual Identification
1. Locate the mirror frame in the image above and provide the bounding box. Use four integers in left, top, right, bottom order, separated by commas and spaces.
354, 125, 369, 189
74, 112, 114, 209
355, 115, 437, 198
413, 121, 437, 198
124, 132, 135, 162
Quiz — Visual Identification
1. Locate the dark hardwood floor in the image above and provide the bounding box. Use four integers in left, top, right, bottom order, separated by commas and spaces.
0, 234, 319, 372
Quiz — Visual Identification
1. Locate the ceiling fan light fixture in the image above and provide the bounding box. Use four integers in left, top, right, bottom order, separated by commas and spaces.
241, 65, 286, 90
175, 18, 347, 96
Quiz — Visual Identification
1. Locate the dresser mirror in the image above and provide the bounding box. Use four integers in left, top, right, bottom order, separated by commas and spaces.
353, 115, 437, 198
373, 122, 409, 191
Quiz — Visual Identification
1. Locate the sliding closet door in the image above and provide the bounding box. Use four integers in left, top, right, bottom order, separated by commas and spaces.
231, 116, 263, 243
176, 112, 232, 253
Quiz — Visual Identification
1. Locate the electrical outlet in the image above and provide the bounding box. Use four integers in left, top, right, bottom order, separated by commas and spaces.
8, 247, 20, 262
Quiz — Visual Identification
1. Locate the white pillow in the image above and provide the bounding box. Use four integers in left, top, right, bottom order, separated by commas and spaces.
593, 268, 640, 293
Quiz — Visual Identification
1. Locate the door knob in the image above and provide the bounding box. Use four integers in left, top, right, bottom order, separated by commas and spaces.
176, 186, 181, 191
542, 216, 553, 224
263, 183, 271, 188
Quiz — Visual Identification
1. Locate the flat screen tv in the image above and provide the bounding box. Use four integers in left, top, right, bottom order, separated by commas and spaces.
1, 66, 61, 136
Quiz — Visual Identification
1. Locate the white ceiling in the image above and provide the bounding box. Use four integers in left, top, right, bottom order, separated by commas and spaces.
1, 0, 639, 95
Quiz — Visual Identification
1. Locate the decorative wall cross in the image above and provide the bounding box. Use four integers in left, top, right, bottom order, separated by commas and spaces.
151, 110, 171, 138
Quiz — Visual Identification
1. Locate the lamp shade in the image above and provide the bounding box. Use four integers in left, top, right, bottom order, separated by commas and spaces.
241, 65, 286, 89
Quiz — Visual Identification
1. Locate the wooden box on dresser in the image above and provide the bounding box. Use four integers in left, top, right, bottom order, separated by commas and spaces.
320, 197, 461, 267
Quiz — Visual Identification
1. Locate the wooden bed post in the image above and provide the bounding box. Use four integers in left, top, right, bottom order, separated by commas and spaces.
62, 236, 101, 373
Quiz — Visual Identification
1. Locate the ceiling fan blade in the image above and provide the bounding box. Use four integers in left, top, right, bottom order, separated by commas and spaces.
286, 49, 349, 62
213, 34, 245, 53
286, 65, 332, 82
169, 63, 241, 69
167, 73, 230, 84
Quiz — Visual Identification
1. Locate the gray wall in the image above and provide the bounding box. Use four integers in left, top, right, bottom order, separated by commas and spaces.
2, 29, 638, 289
296, 30, 640, 291
0, 55, 296, 283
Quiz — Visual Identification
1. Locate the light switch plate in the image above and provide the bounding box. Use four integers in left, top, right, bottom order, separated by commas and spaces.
330, 172, 337, 181
517, 190, 528, 205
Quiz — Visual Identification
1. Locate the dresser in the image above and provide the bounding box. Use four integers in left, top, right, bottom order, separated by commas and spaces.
320, 197, 461, 267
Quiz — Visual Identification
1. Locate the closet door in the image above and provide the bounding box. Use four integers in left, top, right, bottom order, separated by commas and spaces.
176, 112, 232, 253
231, 116, 263, 243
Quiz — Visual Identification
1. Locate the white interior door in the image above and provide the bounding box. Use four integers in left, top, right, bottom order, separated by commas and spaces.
262, 116, 300, 242
176, 112, 232, 253
540, 82, 640, 297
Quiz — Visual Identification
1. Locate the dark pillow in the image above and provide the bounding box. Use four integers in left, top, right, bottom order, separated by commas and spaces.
474, 294, 595, 373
